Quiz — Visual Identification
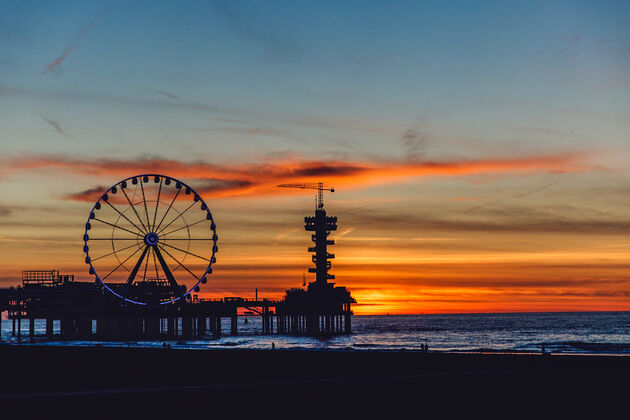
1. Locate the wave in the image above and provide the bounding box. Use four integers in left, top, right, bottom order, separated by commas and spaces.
544, 341, 630, 353
351, 343, 413, 349
352, 343, 384, 348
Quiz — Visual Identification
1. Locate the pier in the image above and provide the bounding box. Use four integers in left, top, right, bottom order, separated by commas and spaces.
0, 179, 355, 341
0, 270, 353, 340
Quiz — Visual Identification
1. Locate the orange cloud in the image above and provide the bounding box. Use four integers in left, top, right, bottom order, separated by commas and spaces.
6, 152, 597, 202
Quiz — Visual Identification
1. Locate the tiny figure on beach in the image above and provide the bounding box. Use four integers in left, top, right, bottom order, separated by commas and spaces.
424, 342, 429, 353
244, 318, 248, 324
541, 344, 547, 355
271, 342, 276, 350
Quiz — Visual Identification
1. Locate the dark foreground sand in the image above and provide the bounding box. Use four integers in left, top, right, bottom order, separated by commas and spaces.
1, 344, 628, 417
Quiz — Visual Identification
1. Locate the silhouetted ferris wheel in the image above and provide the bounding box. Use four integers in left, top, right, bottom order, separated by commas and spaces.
83, 174, 218, 305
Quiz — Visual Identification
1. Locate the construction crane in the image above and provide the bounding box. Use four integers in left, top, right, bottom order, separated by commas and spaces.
277, 182, 335, 209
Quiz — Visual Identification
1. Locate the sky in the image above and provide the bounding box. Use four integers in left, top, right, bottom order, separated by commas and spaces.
1, 0, 629, 314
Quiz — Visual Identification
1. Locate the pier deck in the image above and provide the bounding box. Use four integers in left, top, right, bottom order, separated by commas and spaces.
0, 274, 352, 340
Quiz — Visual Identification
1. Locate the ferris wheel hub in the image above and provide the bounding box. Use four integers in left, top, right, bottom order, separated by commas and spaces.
144, 232, 159, 246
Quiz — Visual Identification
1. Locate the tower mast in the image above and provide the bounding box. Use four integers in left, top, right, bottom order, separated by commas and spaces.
277, 183, 336, 288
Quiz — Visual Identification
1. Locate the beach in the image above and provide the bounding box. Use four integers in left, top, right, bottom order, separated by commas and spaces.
1, 344, 628, 417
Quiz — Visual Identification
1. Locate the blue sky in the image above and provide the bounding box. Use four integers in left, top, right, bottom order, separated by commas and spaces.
2, 0, 627, 158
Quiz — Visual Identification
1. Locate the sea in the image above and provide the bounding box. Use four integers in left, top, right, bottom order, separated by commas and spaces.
2, 312, 630, 355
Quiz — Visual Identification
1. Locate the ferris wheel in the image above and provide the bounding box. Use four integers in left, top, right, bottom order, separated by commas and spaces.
82, 174, 218, 305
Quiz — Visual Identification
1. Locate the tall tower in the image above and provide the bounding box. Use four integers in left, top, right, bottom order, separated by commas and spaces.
304, 208, 337, 289
277, 182, 356, 336
276, 182, 337, 290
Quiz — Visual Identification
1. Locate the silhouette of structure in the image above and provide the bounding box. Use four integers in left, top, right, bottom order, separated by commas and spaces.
275, 183, 355, 334
0, 274, 279, 340
83, 174, 218, 306
0, 180, 354, 341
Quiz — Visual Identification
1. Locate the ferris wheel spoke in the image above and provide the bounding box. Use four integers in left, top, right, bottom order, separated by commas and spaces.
152, 178, 163, 231
158, 244, 201, 282
104, 200, 147, 236
159, 238, 215, 240
161, 242, 211, 262
152, 244, 160, 280
120, 187, 149, 234
160, 218, 207, 237
157, 201, 196, 236
92, 217, 144, 237
89, 238, 141, 240
152, 245, 182, 294
101, 245, 145, 281
91, 241, 143, 262
140, 178, 152, 231
154, 188, 182, 233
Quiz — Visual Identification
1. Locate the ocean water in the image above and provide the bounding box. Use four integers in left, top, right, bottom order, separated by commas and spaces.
2, 312, 630, 355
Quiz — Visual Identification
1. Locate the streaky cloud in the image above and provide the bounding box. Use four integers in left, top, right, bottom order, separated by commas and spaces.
40, 9, 106, 75
64, 185, 110, 202
5, 151, 598, 201
149, 88, 181, 100
38, 114, 71, 138
0, 86, 393, 135
41, 46, 75, 76
464, 182, 559, 213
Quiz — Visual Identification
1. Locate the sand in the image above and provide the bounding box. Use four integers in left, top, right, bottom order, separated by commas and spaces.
1, 344, 628, 417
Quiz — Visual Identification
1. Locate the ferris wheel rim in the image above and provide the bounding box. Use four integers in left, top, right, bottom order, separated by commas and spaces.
82, 173, 218, 306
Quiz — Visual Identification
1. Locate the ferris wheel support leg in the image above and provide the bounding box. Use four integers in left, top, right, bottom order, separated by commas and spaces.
152, 245, 181, 295
122, 245, 150, 298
